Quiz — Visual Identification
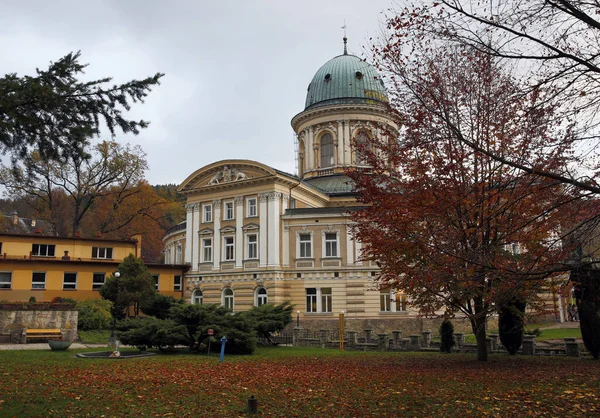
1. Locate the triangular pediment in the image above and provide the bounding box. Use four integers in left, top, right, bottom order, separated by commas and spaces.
220, 226, 236, 234
198, 228, 214, 236
178, 160, 279, 192
242, 223, 260, 231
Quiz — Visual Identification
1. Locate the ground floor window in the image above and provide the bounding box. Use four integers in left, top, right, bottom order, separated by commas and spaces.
32, 272, 46, 289
0, 272, 12, 289
380, 290, 407, 312
63, 272, 77, 290
306, 287, 332, 313
174, 275, 182, 291
192, 289, 203, 305
256, 287, 268, 306
223, 288, 234, 310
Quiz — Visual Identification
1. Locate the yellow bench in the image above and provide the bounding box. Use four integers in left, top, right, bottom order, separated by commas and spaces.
24, 328, 62, 343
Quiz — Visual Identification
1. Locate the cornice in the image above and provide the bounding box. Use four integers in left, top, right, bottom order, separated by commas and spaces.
291, 103, 393, 132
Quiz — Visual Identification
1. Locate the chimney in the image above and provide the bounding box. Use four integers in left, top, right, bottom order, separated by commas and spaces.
75, 230, 80, 237
11, 211, 18, 225
62, 250, 70, 261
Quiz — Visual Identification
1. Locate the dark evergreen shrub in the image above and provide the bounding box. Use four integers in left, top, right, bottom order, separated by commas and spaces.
498, 299, 526, 355
440, 319, 455, 353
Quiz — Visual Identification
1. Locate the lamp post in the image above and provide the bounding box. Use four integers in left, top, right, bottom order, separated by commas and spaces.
109, 271, 121, 346
296, 310, 300, 328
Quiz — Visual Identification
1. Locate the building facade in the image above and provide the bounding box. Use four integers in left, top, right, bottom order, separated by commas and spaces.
0, 231, 187, 302
162, 41, 426, 332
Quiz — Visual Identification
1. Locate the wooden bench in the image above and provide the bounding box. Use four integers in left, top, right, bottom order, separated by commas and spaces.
23, 329, 62, 343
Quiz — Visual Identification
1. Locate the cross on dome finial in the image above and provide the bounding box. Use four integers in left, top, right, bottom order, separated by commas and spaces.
342, 21, 348, 55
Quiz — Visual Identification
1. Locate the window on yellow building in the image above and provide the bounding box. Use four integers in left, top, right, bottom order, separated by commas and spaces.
63, 272, 77, 290
151, 274, 159, 290
174, 275, 182, 291
32, 272, 46, 289
0, 272, 11, 289
32, 244, 55, 257
92, 273, 106, 290
92, 247, 113, 259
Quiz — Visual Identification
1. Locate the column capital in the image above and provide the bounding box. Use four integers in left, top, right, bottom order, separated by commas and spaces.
213, 199, 221, 208
235, 196, 244, 205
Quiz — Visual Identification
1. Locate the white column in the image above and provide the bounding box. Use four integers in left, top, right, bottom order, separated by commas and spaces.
235, 196, 244, 268
192, 204, 200, 270
355, 239, 363, 266
268, 192, 281, 267
213, 200, 221, 270
259, 193, 268, 267
337, 120, 344, 166
346, 227, 355, 266
344, 120, 351, 165
184, 204, 193, 264
307, 127, 314, 171
282, 195, 289, 267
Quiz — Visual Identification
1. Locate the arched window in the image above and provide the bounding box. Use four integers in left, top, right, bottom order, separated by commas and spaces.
222, 288, 234, 311
192, 289, 203, 305
256, 287, 268, 306
355, 131, 370, 165
320, 133, 334, 168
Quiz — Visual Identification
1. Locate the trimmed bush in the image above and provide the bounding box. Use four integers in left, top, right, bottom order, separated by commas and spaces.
440, 319, 455, 353
76, 299, 113, 330
499, 299, 526, 355
141, 293, 185, 320
118, 317, 188, 351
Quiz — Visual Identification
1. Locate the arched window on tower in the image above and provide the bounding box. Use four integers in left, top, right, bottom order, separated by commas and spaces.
355, 131, 370, 166
320, 133, 334, 168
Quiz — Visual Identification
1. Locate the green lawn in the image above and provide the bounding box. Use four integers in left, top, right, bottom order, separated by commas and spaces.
0, 347, 598, 417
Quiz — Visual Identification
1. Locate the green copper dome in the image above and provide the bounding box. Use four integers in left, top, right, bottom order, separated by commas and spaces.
304, 53, 388, 110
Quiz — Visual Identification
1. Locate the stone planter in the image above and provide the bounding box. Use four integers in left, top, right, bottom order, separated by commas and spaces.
49, 340, 72, 350
1, 303, 24, 310
27, 303, 50, 310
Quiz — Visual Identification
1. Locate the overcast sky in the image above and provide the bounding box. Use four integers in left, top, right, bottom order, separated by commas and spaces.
1, 0, 396, 185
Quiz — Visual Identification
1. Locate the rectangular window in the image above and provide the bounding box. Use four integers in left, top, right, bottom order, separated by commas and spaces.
203, 204, 212, 223
92, 247, 113, 259
306, 288, 317, 313
299, 233, 312, 258
0, 272, 12, 289
92, 272, 106, 290
32, 272, 46, 289
321, 288, 332, 313
152, 274, 159, 290
202, 238, 212, 262
224, 201, 234, 220
325, 232, 338, 257
174, 275, 182, 291
63, 272, 77, 290
247, 197, 257, 217
395, 293, 408, 312
380, 291, 391, 312
247, 234, 258, 259
32, 244, 55, 257
224, 236, 234, 261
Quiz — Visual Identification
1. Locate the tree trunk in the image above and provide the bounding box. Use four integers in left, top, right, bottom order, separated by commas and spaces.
470, 309, 488, 362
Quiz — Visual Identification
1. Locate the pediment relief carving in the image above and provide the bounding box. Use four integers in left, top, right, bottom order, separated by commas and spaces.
198, 228, 214, 236
208, 165, 250, 185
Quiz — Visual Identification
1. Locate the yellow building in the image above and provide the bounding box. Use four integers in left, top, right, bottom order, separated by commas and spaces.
0, 232, 188, 302
162, 40, 425, 333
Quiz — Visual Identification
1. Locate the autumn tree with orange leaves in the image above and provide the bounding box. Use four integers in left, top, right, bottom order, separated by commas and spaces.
349, 47, 592, 361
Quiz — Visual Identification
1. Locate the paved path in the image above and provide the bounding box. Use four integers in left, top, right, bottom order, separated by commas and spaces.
0, 343, 106, 350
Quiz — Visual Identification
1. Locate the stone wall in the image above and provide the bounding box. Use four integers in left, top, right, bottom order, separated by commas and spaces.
0, 309, 78, 342
299, 316, 476, 336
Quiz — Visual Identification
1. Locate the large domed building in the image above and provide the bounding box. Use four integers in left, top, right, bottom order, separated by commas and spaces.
162, 39, 414, 331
